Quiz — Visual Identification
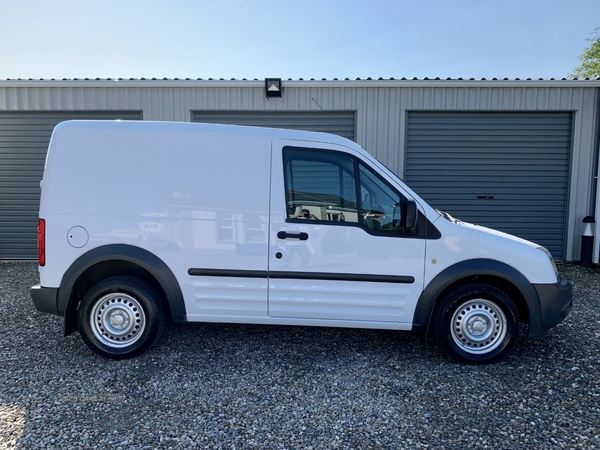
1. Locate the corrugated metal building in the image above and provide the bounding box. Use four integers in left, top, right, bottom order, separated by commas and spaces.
1, 78, 599, 262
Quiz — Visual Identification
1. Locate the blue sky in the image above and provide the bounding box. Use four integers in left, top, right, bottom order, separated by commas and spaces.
3, 0, 599, 80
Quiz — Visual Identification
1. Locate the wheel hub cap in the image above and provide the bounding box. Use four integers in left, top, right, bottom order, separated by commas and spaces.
110, 311, 129, 329
468, 317, 487, 335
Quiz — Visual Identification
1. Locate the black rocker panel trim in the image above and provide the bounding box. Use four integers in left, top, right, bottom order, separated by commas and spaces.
188, 268, 268, 278
188, 268, 415, 284
270, 271, 415, 284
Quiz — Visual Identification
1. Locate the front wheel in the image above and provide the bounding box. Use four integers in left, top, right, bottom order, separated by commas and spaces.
435, 283, 520, 364
77, 276, 166, 359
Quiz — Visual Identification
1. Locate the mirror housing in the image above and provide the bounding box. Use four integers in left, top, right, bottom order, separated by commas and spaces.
404, 199, 418, 232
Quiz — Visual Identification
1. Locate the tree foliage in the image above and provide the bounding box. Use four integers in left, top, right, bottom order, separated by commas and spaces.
571, 28, 600, 79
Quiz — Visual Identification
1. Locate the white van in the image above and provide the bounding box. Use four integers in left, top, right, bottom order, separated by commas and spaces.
30, 120, 572, 363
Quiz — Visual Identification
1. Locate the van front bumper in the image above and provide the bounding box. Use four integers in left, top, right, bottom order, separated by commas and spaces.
30, 284, 60, 316
532, 275, 573, 335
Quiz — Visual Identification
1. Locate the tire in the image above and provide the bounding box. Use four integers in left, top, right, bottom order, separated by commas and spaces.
77, 276, 166, 359
435, 282, 520, 364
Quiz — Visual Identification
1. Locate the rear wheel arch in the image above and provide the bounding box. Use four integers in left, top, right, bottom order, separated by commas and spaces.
413, 259, 542, 338
60, 245, 186, 335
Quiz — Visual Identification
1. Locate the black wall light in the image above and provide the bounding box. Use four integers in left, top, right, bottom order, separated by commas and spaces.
265, 78, 282, 98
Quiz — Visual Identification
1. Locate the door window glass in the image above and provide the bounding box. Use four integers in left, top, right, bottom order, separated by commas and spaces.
283, 147, 406, 234
284, 148, 359, 223
359, 164, 403, 233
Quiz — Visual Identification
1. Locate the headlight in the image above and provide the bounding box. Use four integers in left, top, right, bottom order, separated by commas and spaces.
538, 246, 558, 277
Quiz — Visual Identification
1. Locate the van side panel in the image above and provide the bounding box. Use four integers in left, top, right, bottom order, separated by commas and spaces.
40, 121, 272, 321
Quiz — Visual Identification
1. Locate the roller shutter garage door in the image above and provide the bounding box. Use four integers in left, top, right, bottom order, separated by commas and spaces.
0, 111, 142, 259
405, 112, 572, 260
192, 111, 356, 142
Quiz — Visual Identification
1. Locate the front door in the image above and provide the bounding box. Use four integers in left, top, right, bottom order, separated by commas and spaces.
268, 140, 426, 325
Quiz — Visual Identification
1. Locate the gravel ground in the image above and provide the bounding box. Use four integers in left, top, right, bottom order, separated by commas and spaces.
0, 261, 598, 449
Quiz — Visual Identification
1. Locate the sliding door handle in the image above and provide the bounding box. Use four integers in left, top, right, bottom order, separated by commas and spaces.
277, 231, 309, 240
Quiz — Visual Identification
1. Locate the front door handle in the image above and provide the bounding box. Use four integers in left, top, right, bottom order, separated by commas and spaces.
277, 231, 309, 240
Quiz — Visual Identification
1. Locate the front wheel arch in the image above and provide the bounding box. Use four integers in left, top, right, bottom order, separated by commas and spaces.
413, 259, 542, 338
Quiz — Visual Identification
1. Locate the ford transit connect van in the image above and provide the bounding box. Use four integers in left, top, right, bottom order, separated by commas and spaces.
30, 120, 572, 363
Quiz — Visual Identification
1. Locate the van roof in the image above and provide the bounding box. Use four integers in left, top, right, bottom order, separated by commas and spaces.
53, 119, 355, 147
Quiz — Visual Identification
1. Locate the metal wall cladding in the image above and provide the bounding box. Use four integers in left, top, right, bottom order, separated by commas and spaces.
0, 80, 598, 261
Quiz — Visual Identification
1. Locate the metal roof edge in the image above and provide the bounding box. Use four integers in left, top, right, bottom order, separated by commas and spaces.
275, 78, 600, 88
1, 78, 600, 88
0, 79, 264, 88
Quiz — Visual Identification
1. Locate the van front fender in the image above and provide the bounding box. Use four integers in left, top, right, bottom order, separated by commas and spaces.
412, 259, 544, 338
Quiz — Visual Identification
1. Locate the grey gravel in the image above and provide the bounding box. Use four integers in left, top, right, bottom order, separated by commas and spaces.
0, 261, 598, 449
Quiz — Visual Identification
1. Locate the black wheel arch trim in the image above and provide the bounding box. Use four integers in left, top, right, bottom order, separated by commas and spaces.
60, 244, 186, 335
413, 258, 544, 338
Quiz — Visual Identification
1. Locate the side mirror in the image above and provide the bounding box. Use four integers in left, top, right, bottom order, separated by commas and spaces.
404, 199, 418, 232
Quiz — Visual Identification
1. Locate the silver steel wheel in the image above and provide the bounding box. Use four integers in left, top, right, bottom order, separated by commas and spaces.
90, 293, 146, 348
450, 299, 507, 354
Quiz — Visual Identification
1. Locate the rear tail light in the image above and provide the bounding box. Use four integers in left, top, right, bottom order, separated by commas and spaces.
38, 218, 46, 267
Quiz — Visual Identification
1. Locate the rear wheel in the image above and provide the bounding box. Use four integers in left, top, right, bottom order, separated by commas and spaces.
77, 276, 166, 359
435, 283, 520, 364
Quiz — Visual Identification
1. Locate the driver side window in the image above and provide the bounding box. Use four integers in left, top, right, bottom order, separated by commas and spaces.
359, 164, 403, 233
284, 148, 359, 223
283, 146, 406, 235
